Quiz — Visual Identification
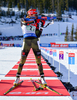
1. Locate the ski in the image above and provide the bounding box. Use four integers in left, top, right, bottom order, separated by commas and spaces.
35, 80, 62, 95
4, 80, 23, 95
44, 85, 62, 95
30, 78, 43, 91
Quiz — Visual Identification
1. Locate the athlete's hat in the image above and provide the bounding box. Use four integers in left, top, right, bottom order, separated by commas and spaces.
27, 9, 37, 15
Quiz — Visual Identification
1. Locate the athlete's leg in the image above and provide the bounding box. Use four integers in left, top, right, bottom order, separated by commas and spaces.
16, 39, 31, 77
14, 39, 31, 84
32, 38, 44, 76
32, 38, 47, 85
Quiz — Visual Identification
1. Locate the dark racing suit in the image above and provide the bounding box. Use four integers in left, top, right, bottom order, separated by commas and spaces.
16, 16, 45, 78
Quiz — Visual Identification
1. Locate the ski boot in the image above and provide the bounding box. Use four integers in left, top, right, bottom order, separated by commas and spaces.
40, 76, 47, 85
13, 77, 20, 85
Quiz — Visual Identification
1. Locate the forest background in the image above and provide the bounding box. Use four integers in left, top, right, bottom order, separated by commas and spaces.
0, 0, 77, 16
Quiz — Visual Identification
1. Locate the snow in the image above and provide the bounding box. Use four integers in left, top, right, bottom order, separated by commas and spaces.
1, 14, 77, 100
40, 16, 77, 43
0, 18, 22, 36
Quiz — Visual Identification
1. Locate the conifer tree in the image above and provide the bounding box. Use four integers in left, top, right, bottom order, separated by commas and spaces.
8, 1, 12, 8
65, 0, 68, 11
74, 26, 77, 41
17, 3, 21, 11
70, 24, 74, 41
38, 0, 44, 14
42, 0, 45, 12
52, 0, 54, 13
0, 1, 1, 17
65, 26, 68, 41
1, 0, 77, 15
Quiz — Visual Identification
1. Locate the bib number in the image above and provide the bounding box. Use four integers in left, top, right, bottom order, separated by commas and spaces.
26, 25, 36, 32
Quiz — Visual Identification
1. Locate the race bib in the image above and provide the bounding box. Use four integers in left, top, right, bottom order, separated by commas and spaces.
26, 25, 36, 32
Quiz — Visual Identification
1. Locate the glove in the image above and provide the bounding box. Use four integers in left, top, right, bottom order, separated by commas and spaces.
40, 19, 45, 27
35, 29, 42, 38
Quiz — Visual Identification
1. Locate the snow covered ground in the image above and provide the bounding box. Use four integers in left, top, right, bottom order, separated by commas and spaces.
0, 17, 22, 36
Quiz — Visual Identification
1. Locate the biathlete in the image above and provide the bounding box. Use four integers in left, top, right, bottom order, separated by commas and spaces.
14, 9, 47, 85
